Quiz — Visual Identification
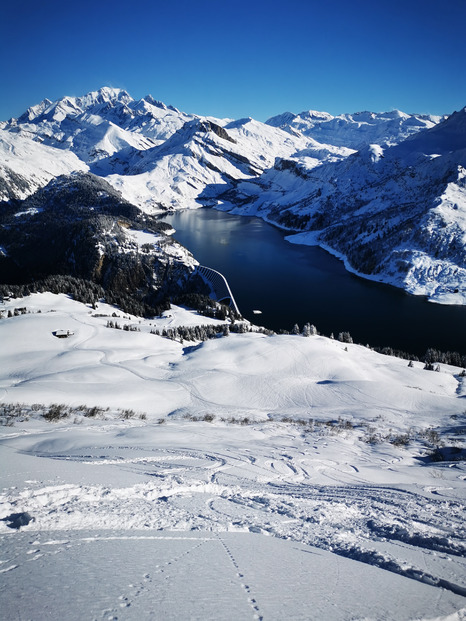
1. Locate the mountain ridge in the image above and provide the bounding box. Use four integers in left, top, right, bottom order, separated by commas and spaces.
265, 107, 444, 149
1, 87, 465, 305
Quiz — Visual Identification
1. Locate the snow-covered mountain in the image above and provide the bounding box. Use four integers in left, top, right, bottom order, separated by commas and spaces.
221, 108, 466, 304
1, 87, 464, 304
266, 108, 443, 149
1, 87, 193, 157
1, 88, 313, 210
0, 130, 88, 201
2, 87, 433, 210
0, 172, 205, 317
105, 116, 314, 211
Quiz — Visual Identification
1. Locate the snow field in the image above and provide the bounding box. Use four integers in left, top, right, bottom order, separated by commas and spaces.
1, 293, 465, 619
1, 531, 464, 621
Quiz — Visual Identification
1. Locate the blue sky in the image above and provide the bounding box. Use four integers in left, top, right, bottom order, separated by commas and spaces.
1, 0, 465, 122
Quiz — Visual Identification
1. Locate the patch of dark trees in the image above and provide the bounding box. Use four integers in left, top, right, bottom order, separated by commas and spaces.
0, 275, 170, 317
173, 293, 242, 322
269, 207, 311, 230
153, 322, 269, 342
0, 173, 202, 317
372, 345, 466, 368
286, 323, 466, 369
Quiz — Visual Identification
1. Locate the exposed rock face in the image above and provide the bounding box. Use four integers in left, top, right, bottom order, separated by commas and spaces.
198, 120, 237, 143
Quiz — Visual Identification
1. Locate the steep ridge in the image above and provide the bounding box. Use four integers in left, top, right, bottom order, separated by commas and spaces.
106, 117, 312, 210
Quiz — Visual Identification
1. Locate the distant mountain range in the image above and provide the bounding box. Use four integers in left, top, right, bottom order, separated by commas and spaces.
1, 87, 465, 305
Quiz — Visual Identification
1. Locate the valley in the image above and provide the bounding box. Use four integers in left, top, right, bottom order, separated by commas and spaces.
1, 87, 465, 620
1, 87, 465, 306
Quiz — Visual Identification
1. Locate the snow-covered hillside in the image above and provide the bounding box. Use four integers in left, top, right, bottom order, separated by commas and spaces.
106, 117, 313, 211
0, 293, 465, 619
0, 172, 203, 318
222, 108, 466, 304
0, 130, 88, 201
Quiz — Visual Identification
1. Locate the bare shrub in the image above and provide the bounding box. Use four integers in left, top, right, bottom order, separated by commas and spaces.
390, 433, 411, 447
419, 427, 442, 446
83, 405, 104, 418
43, 403, 68, 422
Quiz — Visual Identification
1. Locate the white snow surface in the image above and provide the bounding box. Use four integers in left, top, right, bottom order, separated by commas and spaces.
0, 129, 88, 200
0, 294, 465, 619
105, 117, 312, 211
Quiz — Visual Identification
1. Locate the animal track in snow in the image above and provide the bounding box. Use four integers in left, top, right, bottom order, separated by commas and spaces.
216, 534, 263, 621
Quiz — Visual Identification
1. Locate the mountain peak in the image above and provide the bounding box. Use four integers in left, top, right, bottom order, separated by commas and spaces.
396, 105, 466, 156
76, 87, 133, 109
17, 98, 53, 122
143, 95, 168, 110
98, 86, 127, 98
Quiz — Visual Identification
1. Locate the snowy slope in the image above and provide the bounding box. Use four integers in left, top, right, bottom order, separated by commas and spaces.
1, 87, 193, 169
0, 130, 88, 201
106, 117, 312, 211
0, 293, 465, 619
5, 531, 465, 621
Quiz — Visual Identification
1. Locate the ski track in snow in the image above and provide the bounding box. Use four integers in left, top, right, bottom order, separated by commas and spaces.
2, 442, 465, 600
0, 294, 465, 618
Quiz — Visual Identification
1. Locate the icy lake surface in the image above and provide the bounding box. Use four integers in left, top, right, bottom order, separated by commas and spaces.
163, 208, 466, 357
